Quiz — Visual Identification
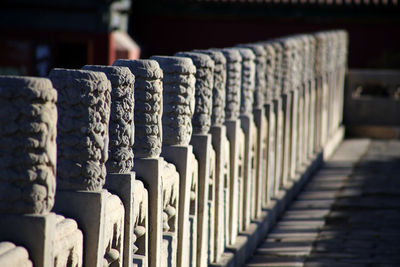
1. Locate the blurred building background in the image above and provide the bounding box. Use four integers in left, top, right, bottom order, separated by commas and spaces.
0, 0, 399, 76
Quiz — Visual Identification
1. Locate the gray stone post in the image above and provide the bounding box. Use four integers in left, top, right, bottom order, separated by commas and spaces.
0, 76, 83, 267
175, 51, 216, 267
258, 42, 277, 206
82, 65, 142, 267
193, 49, 230, 264
50, 69, 125, 267
113, 59, 180, 267
237, 44, 267, 220
232, 47, 257, 231
308, 35, 317, 158
151, 56, 198, 267
217, 48, 245, 246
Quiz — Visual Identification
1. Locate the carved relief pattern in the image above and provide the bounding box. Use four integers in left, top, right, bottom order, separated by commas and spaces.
220, 49, 242, 121
151, 56, 196, 146
175, 52, 214, 135
236, 48, 256, 115
194, 50, 227, 126
53, 215, 83, 267
262, 43, 276, 104
83, 65, 135, 173
49, 69, 111, 191
161, 161, 179, 233
132, 180, 148, 258
114, 59, 163, 158
271, 42, 283, 99
0, 77, 57, 214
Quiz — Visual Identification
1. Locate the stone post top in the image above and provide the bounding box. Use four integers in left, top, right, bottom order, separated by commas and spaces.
236, 44, 266, 58
113, 59, 163, 79
150, 56, 196, 74
232, 47, 256, 61
0, 76, 57, 101
175, 52, 215, 69
82, 65, 135, 86
49, 68, 110, 92
192, 49, 227, 65
217, 48, 242, 62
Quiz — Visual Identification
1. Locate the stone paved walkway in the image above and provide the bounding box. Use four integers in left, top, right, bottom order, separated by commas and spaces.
245, 139, 400, 267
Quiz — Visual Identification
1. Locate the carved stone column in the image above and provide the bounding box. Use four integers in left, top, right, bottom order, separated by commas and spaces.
151, 55, 198, 267
50, 69, 124, 267
82, 65, 142, 267
0, 76, 83, 267
230, 47, 257, 232
237, 44, 267, 220
258, 42, 277, 205
308, 35, 317, 158
193, 49, 229, 264
217, 48, 244, 246
113, 59, 180, 267
175, 51, 216, 267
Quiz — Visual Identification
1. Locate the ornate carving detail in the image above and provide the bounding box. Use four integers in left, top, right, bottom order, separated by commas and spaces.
0, 242, 32, 266
260, 42, 276, 104
83, 65, 135, 173
150, 56, 196, 146
219, 48, 242, 121
132, 180, 148, 257
175, 52, 214, 135
161, 161, 179, 232
237, 44, 267, 109
113, 59, 163, 158
193, 49, 227, 126
0, 77, 57, 214
49, 69, 111, 191
235, 48, 256, 115
54, 215, 83, 267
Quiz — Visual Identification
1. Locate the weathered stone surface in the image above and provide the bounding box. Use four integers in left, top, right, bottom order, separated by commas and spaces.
113, 59, 163, 158
235, 48, 256, 115
83, 65, 135, 173
237, 44, 267, 109
0, 241, 33, 267
218, 48, 242, 121
151, 56, 196, 146
193, 50, 227, 127
49, 69, 111, 191
261, 42, 276, 104
0, 76, 57, 215
175, 52, 214, 135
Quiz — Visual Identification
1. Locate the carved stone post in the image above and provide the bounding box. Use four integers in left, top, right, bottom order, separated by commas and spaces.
308, 35, 317, 158
193, 49, 229, 264
113, 59, 180, 267
0, 76, 83, 267
217, 48, 244, 246
230, 47, 256, 231
237, 44, 267, 220
258, 42, 276, 205
151, 56, 198, 267
175, 52, 216, 267
82, 65, 143, 267
50, 69, 124, 267
268, 41, 284, 196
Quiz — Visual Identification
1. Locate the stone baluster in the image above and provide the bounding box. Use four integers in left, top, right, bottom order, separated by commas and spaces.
150, 56, 198, 267
258, 42, 277, 205
314, 32, 329, 150
236, 43, 267, 220
217, 48, 244, 246
230, 47, 256, 231
50, 69, 124, 267
308, 35, 317, 157
192, 49, 229, 264
113, 59, 180, 267
337, 31, 348, 128
0, 76, 84, 267
82, 65, 145, 267
175, 51, 216, 267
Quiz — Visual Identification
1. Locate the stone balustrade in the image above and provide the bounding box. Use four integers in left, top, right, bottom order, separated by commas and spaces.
0, 30, 347, 267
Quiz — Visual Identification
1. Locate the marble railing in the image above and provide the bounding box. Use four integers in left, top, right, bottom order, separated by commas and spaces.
0, 30, 347, 267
